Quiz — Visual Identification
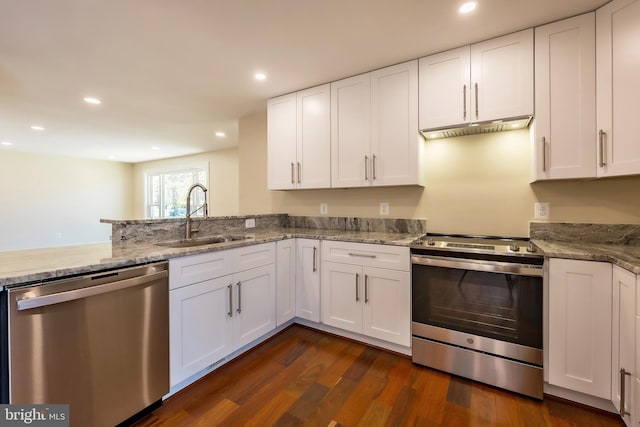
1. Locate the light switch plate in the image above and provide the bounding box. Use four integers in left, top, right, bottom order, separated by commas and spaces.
320, 203, 328, 215
534, 202, 550, 220
245, 218, 256, 228
380, 202, 390, 216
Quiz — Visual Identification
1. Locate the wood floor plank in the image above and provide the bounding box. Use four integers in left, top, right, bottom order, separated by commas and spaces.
133, 325, 625, 427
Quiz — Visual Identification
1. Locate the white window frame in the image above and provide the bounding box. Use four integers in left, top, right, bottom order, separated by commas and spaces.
143, 162, 209, 219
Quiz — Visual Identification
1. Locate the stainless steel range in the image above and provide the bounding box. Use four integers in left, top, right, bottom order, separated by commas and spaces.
410, 233, 544, 399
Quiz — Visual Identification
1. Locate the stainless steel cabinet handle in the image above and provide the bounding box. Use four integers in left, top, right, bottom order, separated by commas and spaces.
372, 155, 377, 181
364, 275, 369, 303
620, 368, 631, 417
348, 252, 376, 259
463, 84, 467, 120
355, 273, 360, 302
599, 130, 606, 167
297, 162, 301, 184
411, 254, 543, 277
364, 155, 369, 180
474, 82, 479, 119
236, 281, 242, 314
16, 270, 168, 311
227, 284, 233, 317
290, 162, 295, 184
543, 137, 548, 171
312, 246, 317, 272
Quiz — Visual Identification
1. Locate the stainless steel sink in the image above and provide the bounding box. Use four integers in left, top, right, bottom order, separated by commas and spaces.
155, 235, 248, 248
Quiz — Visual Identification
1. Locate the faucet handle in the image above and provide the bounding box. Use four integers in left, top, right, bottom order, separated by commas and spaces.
203, 202, 208, 218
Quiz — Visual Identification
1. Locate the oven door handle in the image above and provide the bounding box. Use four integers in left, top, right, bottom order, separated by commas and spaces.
411, 255, 543, 277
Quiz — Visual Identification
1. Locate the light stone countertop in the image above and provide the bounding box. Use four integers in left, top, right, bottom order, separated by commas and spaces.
532, 239, 640, 274
0, 228, 422, 288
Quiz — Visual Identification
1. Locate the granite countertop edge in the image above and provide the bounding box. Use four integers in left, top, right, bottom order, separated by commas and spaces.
532, 239, 640, 274
0, 229, 422, 288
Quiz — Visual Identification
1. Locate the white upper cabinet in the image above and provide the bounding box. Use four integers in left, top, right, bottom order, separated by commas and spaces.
596, 0, 640, 177
267, 84, 331, 190
419, 29, 533, 130
419, 46, 470, 130
332, 60, 422, 188
331, 73, 371, 188
471, 29, 533, 122
533, 13, 596, 181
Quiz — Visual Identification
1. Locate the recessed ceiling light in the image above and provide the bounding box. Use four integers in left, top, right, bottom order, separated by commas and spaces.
459, 2, 477, 14
511, 123, 521, 128
430, 133, 439, 139
215, 131, 226, 137
470, 123, 479, 127
31, 125, 45, 131
83, 97, 102, 105
151, 146, 160, 150
1, 141, 13, 146
254, 72, 266, 81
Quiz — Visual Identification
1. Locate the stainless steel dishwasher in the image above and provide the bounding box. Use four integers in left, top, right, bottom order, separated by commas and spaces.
7, 262, 169, 427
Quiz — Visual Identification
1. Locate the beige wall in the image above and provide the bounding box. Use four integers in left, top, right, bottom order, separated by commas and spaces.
0, 150, 134, 251
132, 148, 239, 219
239, 111, 640, 237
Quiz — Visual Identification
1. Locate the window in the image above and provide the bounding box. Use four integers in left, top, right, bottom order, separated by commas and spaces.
145, 166, 208, 219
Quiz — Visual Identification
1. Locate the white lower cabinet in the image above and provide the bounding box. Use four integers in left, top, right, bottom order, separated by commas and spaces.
296, 239, 320, 322
548, 258, 612, 399
276, 239, 296, 326
321, 242, 410, 347
169, 243, 276, 387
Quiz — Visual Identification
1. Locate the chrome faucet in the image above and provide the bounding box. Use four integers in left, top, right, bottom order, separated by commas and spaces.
185, 183, 208, 239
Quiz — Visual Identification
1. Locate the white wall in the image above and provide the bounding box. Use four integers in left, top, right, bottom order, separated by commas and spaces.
0, 150, 134, 251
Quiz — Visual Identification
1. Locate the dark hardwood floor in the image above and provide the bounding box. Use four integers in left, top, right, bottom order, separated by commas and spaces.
133, 325, 624, 426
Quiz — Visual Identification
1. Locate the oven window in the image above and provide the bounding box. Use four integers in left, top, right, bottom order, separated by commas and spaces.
412, 265, 542, 349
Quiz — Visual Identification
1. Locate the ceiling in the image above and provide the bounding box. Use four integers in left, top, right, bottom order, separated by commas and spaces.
0, 0, 608, 163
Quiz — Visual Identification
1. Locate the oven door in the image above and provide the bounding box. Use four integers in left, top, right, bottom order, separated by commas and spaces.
411, 255, 543, 351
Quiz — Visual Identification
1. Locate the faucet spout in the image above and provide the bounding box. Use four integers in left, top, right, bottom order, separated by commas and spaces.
186, 183, 208, 239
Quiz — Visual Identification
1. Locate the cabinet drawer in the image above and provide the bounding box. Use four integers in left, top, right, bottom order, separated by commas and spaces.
233, 242, 276, 272
169, 250, 233, 290
321, 241, 409, 271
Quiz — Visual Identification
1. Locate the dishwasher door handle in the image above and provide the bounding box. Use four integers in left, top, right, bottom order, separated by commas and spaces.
16, 270, 168, 311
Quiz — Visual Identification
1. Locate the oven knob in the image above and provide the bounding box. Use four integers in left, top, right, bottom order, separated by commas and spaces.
426, 238, 435, 246
509, 243, 520, 252
526, 243, 537, 253
466, 338, 474, 345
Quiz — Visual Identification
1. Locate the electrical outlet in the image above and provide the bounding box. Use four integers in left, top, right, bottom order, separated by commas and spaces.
245, 218, 256, 228
320, 203, 328, 215
534, 202, 550, 220
380, 202, 390, 216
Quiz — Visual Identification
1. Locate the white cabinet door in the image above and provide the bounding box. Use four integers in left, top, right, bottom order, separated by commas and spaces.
596, 0, 640, 177
471, 29, 533, 122
267, 93, 297, 190
362, 267, 410, 346
548, 258, 612, 399
419, 46, 471, 130
534, 13, 596, 180
276, 239, 296, 326
296, 238, 320, 322
232, 264, 276, 351
321, 262, 363, 333
371, 60, 419, 186
169, 276, 233, 386
612, 265, 636, 425
297, 84, 331, 189
331, 73, 371, 188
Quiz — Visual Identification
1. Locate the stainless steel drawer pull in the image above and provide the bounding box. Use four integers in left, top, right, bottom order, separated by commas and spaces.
348, 252, 377, 259
474, 82, 479, 119
17, 270, 168, 311
355, 273, 360, 302
290, 162, 295, 184
297, 162, 301, 184
236, 281, 242, 314
620, 368, 631, 417
598, 130, 606, 167
364, 275, 369, 303
227, 284, 233, 317
541, 136, 547, 172
364, 155, 369, 180
372, 154, 377, 180
312, 246, 317, 272
463, 84, 467, 120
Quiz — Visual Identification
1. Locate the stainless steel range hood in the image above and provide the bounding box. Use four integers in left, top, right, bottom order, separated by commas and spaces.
420, 115, 532, 140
